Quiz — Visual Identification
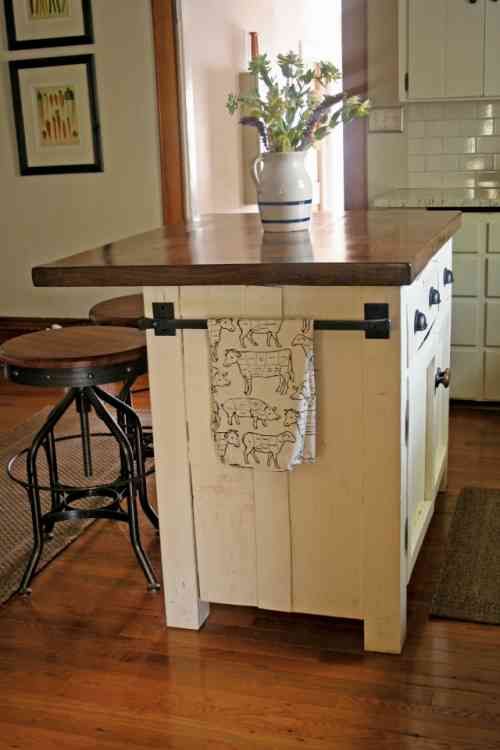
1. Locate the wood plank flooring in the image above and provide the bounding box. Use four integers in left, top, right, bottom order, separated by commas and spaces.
0, 377, 499, 749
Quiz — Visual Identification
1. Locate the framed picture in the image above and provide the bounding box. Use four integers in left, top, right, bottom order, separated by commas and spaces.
4, 0, 93, 50
9, 54, 103, 175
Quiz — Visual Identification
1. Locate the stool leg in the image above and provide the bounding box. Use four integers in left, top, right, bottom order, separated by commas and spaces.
75, 389, 93, 478
18, 389, 77, 595
95, 385, 159, 530
86, 388, 160, 591
42, 429, 60, 539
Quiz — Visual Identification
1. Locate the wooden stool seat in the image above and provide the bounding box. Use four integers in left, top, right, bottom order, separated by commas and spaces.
0, 326, 147, 387
89, 294, 144, 327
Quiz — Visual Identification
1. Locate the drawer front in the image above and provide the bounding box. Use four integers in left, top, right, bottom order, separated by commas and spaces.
434, 240, 454, 303
486, 256, 500, 298
451, 298, 479, 347
485, 351, 500, 400
453, 217, 486, 253
450, 348, 483, 400
454, 254, 480, 297
407, 260, 441, 363
485, 302, 500, 347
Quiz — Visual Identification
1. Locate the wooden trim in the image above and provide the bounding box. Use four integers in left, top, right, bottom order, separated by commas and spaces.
151, 0, 186, 225
342, 0, 368, 210
0, 317, 88, 345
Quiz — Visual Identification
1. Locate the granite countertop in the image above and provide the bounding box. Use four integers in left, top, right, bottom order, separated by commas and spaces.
373, 188, 500, 209
32, 210, 461, 288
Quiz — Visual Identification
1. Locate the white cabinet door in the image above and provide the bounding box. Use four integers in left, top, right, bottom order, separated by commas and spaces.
404, 0, 486, 100
428, 306, 451, 499
408, 0, 446, 99
445, 0, 485, 97
485, 0, 500, 96
407, 337, 440, 578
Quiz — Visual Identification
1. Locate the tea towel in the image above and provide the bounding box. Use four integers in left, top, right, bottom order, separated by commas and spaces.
208, 319, 316, 471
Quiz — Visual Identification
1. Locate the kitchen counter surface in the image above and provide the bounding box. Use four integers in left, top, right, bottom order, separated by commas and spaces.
373, 187, 500, 210
32, 209, 461, 288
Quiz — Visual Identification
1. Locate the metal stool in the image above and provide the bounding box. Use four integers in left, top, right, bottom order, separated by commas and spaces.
89, 294, 144, 327
89, 294, 152, 457
0, 326, 160, 595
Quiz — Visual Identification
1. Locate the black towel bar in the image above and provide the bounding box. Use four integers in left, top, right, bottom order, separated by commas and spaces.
138, 303, 391, 340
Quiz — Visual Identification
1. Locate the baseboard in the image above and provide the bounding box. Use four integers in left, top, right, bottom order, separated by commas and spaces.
0, 316, 89, 344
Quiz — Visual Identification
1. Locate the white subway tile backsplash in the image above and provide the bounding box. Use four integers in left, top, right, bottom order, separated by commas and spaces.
408, 121, 425, 138
425, 121, 460, 137
459, 120, 494, 136
477, 102, 500, 119
477, 136, 500, 153
425, 155, 459, 172
409, 156, 425, 172
408, 137, 443, 154
444, 137, 476, 154
442, 173, 477, 188
458, 155, 493, 171
409, 139, 425, 154
405, 102, 500, 191
408, 173, 444, 188
444, 102, 477, 120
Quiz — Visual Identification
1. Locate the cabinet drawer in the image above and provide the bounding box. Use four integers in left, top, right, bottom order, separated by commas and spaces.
487, 257, 500, 297
406, 260, 441, 362
434, 240, 453, 303
454, 254, 480, 297
453, 218, 486, 254
452, 299, 479, 346
485, 351, 500, 400
450, 348, 483, 400
485, 302, 500, 346
488, 221, 500, 254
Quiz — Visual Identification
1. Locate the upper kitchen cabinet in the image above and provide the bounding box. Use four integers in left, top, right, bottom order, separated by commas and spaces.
399, 0, 500, 100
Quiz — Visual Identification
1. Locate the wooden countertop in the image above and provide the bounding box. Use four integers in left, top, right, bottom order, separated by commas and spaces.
32, 210, 462, 288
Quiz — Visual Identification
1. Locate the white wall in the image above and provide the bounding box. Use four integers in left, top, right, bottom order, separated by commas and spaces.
180, 0, 343, 215
0, 0, 162, 317
367, 0, 408, 203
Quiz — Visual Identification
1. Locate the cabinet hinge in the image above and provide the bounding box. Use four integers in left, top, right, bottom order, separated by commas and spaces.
404, 72, 409, 93
404, 399, 409, 446
404, 518, 409, 555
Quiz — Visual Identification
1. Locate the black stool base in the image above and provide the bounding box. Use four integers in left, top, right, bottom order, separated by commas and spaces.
8, 384, 160, 595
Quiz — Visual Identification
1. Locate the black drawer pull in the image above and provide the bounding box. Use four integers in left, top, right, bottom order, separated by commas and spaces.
443, 268, 454, 285
414, 310, 428, 333
435, 368, 451, 390
429, 286, 441, 306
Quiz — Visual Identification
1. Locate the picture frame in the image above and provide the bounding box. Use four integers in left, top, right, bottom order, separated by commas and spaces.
9, 54, 103, 175
4, 0, 93, 50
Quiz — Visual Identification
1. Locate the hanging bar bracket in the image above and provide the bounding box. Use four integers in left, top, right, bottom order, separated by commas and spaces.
138, 302, 391, 340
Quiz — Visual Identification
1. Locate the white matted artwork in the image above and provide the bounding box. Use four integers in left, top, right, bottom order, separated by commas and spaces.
4, 0, 94, 49
9, 54, 103, 175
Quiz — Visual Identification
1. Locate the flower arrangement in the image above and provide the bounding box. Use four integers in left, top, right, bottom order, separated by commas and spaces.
227, 51, 370, 153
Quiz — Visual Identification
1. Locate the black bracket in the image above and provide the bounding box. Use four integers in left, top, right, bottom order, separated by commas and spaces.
138, 302, 391, 340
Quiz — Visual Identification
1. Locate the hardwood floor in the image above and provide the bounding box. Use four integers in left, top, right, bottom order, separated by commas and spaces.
0, 377, 499, 749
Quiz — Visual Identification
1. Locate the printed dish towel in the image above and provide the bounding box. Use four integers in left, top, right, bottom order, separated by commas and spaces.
208, 319, 316, 471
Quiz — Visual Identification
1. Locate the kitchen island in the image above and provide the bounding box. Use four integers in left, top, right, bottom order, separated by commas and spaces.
33, 210, 461, 653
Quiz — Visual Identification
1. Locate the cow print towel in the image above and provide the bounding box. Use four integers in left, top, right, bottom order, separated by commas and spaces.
208, 319, 316, 471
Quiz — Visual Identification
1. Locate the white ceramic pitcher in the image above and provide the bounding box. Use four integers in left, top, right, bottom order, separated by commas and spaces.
252, 152, 313, 233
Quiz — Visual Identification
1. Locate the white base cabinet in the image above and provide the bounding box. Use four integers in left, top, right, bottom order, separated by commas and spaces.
451, 212, 500, 400
144, 241, 452, 654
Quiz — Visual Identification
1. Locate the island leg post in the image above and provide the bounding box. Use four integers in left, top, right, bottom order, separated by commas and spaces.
144, 286, 209, 629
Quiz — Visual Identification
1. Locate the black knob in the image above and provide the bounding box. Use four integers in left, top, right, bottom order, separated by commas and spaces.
443, 268, 454, 286
414, 310, 428, 333
435, 368, 451, 390
429, 286, 441, 306
469, 0, 478, 4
